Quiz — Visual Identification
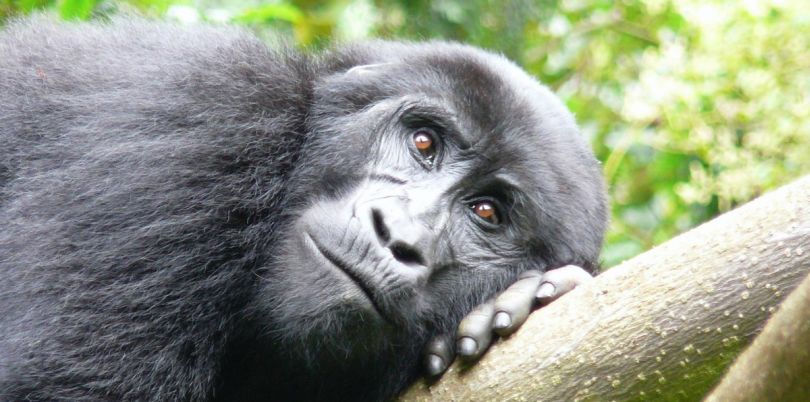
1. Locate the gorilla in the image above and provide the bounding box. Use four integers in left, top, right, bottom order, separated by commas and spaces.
0, 18, 607, 402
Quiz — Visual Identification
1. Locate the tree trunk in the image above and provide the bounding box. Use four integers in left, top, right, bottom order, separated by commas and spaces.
399, 175, 810, 402
705, 266, 810, 401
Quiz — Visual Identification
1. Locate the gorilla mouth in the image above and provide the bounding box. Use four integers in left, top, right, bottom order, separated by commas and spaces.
305, 233, 388, 321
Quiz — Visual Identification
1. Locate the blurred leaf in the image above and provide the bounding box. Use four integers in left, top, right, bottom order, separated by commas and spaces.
234, 3, 304, 24
18, 0, 53, 13
57, 0, 95, 19
601, 239, 644, 268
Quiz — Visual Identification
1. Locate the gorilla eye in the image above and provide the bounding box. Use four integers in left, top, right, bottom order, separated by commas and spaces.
471, 200, 500, 225
412, 129, 437, 161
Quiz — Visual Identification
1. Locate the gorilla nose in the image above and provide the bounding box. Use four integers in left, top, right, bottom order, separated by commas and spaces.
370, 207, 428, 266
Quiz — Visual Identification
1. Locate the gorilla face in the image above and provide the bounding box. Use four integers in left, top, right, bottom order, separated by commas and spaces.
259, 44, 607, 392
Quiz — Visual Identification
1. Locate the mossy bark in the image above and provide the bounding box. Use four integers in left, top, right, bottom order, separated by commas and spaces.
399, 176, 810, 402
705, 268, 810, 401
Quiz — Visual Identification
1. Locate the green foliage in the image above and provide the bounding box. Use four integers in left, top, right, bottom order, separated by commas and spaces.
234, 3, 303, 24
2, 0, 808, 267
57, 0, 96, 19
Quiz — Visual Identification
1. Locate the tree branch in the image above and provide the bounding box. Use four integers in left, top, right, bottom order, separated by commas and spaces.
400, 176, 810, 401
705, 263, 810, 401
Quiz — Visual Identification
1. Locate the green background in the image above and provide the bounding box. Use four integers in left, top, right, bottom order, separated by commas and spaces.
3, 0, 808, 267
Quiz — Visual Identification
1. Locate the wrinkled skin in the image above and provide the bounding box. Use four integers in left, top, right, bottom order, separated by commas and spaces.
0, 18, 607, 402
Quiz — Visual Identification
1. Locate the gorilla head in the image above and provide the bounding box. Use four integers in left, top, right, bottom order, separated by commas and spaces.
0, 21, 606, 402
248, 43, 607, 400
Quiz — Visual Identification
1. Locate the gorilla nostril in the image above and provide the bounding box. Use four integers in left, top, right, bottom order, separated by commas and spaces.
389, 242, 425, 266
371, 207, 426, 265
371, 208, 390, 243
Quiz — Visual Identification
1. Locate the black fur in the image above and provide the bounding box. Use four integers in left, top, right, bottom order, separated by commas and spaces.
0, 18, 607, 401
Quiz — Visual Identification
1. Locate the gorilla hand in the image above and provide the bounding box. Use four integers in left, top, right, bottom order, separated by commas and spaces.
422, 265, 594, 376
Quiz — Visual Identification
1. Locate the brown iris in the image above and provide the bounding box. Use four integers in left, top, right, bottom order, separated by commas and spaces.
412, 130, 436, 159
472, 201, 499, 224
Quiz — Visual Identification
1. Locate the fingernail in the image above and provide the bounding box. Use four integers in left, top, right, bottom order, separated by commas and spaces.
457, 337, 477, 356
536, 282, 556, 299
493, 311, 511, 329
426, 354, 445, 376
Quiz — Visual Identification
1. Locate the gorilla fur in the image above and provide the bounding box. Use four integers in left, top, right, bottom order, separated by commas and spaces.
0, 18, 607, 401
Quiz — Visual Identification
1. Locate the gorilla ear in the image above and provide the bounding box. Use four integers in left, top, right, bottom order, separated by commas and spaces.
345, 63, 396, 76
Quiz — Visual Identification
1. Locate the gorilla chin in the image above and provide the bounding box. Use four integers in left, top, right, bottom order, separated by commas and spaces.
253, 196, 433, 402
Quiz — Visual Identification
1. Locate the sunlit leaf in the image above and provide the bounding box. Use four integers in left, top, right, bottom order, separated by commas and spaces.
234, 3, 304, 24
57, 0, 95, 20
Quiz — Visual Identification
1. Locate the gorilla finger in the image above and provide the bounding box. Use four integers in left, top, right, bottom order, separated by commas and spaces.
536, 265, 594, 305
517, 269, 543, 280
456, 298, 496, 361
492, 274, 543, 336
423, 334, 455, 377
